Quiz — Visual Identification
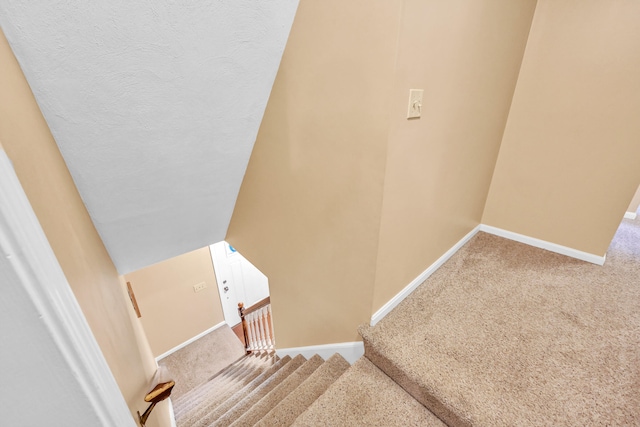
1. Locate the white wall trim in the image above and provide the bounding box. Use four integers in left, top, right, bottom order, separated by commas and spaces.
156, 321, 227, 362
276, 341, 364, 365
168, 399, 177, 427
371, 222, 608, 327
371, 225, 481, 326
0, 151, 135, 426
479, 224, 606, 265
624, 211, 637, 220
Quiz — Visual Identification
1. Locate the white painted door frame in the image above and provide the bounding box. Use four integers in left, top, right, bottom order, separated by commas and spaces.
210, 241, 271, 328
210, 241, 243, 326
0, 151, 135, 426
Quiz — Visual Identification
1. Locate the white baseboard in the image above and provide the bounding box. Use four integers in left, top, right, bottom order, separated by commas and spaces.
370, 225, 481, 326
479, 224, 606, 266
624, 211, 637, 220
276, 341, 364, 365
168, 398, 177, 427
156, 321, 227, 362
370, 223, 608, 328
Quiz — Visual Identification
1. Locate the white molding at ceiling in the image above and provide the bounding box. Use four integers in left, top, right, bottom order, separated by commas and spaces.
276, 341, 365, 365
0, 150, 135, 426
156, 321, 227, 362
479, 224, 606, 265
371, 225, 481, 326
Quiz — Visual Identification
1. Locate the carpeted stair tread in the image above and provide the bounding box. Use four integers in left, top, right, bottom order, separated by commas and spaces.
175, 353, 276, 419
255, 353, 350, 427
174, 354, 257, 414
208, 354, 308, 427
361, 231, 640, 426
292, 356, 446, 427
230, 354, 325, 427
175, 352, 267, 407
177, 354, 277, 422
160, 324, 246, 399
180, 355, 292, 427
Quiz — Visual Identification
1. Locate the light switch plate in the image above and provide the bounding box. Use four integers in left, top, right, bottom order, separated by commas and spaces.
407, 89, 424, 119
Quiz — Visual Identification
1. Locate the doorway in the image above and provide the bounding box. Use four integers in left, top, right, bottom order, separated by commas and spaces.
209, 241, 270, 337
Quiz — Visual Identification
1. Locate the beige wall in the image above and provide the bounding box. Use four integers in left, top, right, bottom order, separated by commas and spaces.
483, 0, 640, 256
227, 0, 402, 347
227, 0, 538, 346
124, 247, 225, 357
628, 184, 640, 214
372, 0, 537, 311
0, 29, 169, 427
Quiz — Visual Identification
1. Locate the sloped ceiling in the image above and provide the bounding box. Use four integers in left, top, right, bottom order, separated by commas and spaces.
0, 0, 299, 273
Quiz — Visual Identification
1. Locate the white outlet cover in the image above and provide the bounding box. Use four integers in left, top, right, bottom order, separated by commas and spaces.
193, 282, 207, 293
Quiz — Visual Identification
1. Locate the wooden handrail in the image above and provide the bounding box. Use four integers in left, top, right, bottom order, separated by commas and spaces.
243, 296, 270, 316
138, 380, 175, 427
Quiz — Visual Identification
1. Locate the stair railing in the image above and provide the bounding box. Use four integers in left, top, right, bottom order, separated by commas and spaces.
238, 297, 275, 353
138, 380, 175, 427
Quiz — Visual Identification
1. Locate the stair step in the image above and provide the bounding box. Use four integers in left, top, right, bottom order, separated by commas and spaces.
179, 355, 292, 427
172, 356, 251, 417
360, 307, 481, 427
255, 353, 350, 427
175, 353, 275, 419
208, 354, 307, 427
358, 232, 640, 426
160, 324, 247, 400
292, 356, 446, 427
230, 354, 325, 426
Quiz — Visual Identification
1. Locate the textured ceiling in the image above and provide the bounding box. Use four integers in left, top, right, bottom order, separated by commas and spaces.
0, 0, 299, 273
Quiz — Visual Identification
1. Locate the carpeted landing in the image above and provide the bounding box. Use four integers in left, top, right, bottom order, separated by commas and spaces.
172, 217, 639, 426
362, 224, 640, 426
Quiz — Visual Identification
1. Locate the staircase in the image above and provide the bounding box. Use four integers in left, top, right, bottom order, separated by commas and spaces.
173, 350, 444, 427
173, 227, 640, 426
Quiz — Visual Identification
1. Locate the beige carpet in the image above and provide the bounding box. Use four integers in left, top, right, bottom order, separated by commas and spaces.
207, 354, 308, 427
230, 354, 325, 426
159, 324, 245, 399
293, 356, 446, 427
256, 353, 351, 427
361, 217, 640, 426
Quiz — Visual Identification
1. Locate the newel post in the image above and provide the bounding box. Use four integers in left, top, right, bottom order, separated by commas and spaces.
238, 302, 250, 354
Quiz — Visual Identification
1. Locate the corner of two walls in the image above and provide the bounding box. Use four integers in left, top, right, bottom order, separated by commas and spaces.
0, 29, 170, 427
227, 0, 401, 348
371, 0, 539, 311
227, 0, 538, 348
123, 247, 226, 358
482, 0, 640, 257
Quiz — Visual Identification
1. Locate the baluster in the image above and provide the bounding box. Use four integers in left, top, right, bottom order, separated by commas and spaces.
252, 312, 260, 350
254, 309, 262, 349
251, 311, 260, 350
262, 307, 272, 348
257, 308, 266, 349
253, 313, 260, 350
267, 304, 275, 348
261, 307, 269, 348
248, 312, 257, 351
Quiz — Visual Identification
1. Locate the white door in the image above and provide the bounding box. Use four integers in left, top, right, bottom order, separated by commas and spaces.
210, 241, 269, 326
